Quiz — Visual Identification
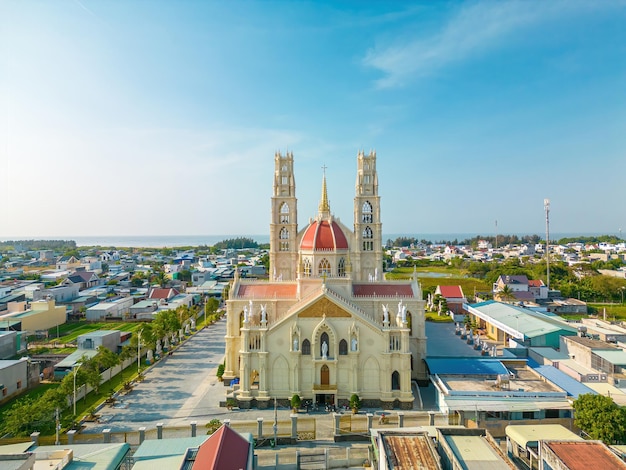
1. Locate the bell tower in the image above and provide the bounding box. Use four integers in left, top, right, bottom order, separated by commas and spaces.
270, 151, 298, 280
353, 150, 383, 281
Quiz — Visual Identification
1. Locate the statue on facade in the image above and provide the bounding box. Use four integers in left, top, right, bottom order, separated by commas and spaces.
261, 304, 267, 323
322, 340, 328, 359
351, 337, 358, 351
243, 305, 248, 322
293, 337, 299, 351
382, 304, 389, 323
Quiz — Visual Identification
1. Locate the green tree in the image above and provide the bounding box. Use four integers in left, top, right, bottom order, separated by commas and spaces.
97, 346, 120, 384
291, 394, 301, 411
573, 393, 626, 444
498, 285, 516, 302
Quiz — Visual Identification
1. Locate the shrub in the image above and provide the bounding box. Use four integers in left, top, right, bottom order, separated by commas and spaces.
216, 363, 225, 380
290, 394, 301, 411
349, 394, 361, 410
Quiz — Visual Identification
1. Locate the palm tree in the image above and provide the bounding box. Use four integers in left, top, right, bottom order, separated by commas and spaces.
498, 285, 516, 303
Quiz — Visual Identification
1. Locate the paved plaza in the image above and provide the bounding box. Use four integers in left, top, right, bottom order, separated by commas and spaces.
83, 318, 483, 435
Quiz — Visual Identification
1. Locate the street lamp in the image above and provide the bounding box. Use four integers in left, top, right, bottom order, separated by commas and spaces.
137, 328, 143, 374
621, 287, 625, 304
73, 362, 83, 416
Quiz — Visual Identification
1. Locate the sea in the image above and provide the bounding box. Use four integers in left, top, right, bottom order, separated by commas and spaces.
0, 232, 612, 248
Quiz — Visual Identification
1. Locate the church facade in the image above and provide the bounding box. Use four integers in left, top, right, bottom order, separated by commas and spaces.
223, 150, 427, 409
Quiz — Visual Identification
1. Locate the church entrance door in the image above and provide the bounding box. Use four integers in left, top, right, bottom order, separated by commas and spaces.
321, 365, 329, 385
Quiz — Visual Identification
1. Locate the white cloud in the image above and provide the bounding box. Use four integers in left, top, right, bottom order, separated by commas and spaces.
362, 0, 610, 88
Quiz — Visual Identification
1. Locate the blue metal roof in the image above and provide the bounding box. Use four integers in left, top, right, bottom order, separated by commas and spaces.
530, 362, 597, 398
425, 357, 510, 376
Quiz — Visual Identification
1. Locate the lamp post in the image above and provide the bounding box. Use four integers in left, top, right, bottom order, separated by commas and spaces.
73, 362, 82, 416
137, 329, 143, 374
621, 287, 625, 304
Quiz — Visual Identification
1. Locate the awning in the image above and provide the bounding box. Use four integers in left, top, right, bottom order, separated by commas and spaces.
444, 399, 572, 412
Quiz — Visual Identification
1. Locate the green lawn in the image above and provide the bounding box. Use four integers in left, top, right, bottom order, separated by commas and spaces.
386, 267, 492, 295
42, 321, 144, 343
588, 303, 626, 321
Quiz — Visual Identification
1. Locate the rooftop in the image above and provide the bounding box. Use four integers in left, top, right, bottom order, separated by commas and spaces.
544, 441, 626, 469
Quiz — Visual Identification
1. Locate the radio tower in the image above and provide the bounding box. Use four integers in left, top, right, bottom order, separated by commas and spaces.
544, 199, 550, 291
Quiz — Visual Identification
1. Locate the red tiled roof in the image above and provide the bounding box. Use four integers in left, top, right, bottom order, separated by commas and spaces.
544, 441, 626, 469
193, 425, 250, 470
237, 283, 297, 298
528, 279, 544, 287
352, 284, 414, 297
148, 288, 179, 300
300, 220, 349, 250
437, 285, 464, 299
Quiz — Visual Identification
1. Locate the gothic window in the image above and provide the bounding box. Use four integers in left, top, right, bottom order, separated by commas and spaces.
391, 371, 400, 390
361, 201, 373, 223
303, 258, 311, 277
339, 339, 348, 355
280, 227, 289, 251
364, 174, 370, 184
338, 258, 345, 277
362, 226, 373, 251
281, 176, 287, 185
302, 339, 311, 355
280, 202, 289, 223
407, 312, 413, 336
282, 165, 287, 172
320, 332, 329, 357
318, 258, 331, 277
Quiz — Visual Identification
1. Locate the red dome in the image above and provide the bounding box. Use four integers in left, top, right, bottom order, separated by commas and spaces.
300, 220, 348, 251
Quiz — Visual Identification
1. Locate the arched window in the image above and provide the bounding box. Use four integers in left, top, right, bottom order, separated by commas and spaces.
280, 202, 289, 223
337, 258, 345, 277
303, 258, 311, 277
339, 339, 348, 355
280, 227, 289, 251
302, 339, 311, 355
362, 226, 373, 251
318, 258, 331, 277
362, 201, 373, 223
320, 332, 329, 357
392, 371, 400, 390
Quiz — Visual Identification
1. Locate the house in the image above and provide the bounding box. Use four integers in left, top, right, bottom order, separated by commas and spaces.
426, 357, 574, 437
437, 427, 514, 469
1, 299, 66, 333
493, 274, 530, 293
372, 429, 442, 469
540, 440, 626, 469
505, 424, 582, 469
191, 424, 253, 469
0, 358, 39, 403
148, 288, 180, 302
56, 256, 80, 271
86, 297, 134, 321
0, 331, 18, 359
466, 301, 578, 348
528, 279, 548, 299
433, 285, 466, 314
64, 271, 101, 290
76, 330, 121, 352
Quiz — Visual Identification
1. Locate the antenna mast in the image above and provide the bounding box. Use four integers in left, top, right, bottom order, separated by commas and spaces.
544, 199, 550, 291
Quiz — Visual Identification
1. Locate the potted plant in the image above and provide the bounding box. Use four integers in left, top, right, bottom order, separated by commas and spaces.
216, 363, 225, 382
349, 394, 361, 414
291, 394, 301, 413
226, 398, 237, 410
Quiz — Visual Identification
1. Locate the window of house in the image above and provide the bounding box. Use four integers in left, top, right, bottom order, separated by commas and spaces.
303, 258, 311, 277
302, 339, 311, 355
522, 411, 534, 419
339, 339, 348, 355
16, 380, 22, 390
545, 409, 560, 419
2, 388, 6, 397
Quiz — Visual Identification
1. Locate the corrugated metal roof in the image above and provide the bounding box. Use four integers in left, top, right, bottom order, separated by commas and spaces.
425, 357, 510, 376
505, 424, 581, 448
444, 434, 511, 469
382, 434, 441, 469
593, 349, 626, 365
467, 301, 577, 338
545, 441, 626, 469
133, 436, 209, 460
444, 398, 572, 412
530, 364, 597, 398
34, 443, 130, 470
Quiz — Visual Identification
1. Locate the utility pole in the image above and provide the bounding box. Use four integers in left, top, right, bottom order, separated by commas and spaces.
55, 407, 60, 445
495, 220, 498, 250
544, 199, 550, 291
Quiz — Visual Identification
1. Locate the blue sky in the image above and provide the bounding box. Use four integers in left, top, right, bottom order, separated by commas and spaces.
2, 0, 625, 238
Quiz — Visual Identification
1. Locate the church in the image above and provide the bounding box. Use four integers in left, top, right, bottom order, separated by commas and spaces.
223, 150, 427, 409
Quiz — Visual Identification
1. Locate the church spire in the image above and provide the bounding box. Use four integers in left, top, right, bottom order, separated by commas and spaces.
318, 164, 330, 217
